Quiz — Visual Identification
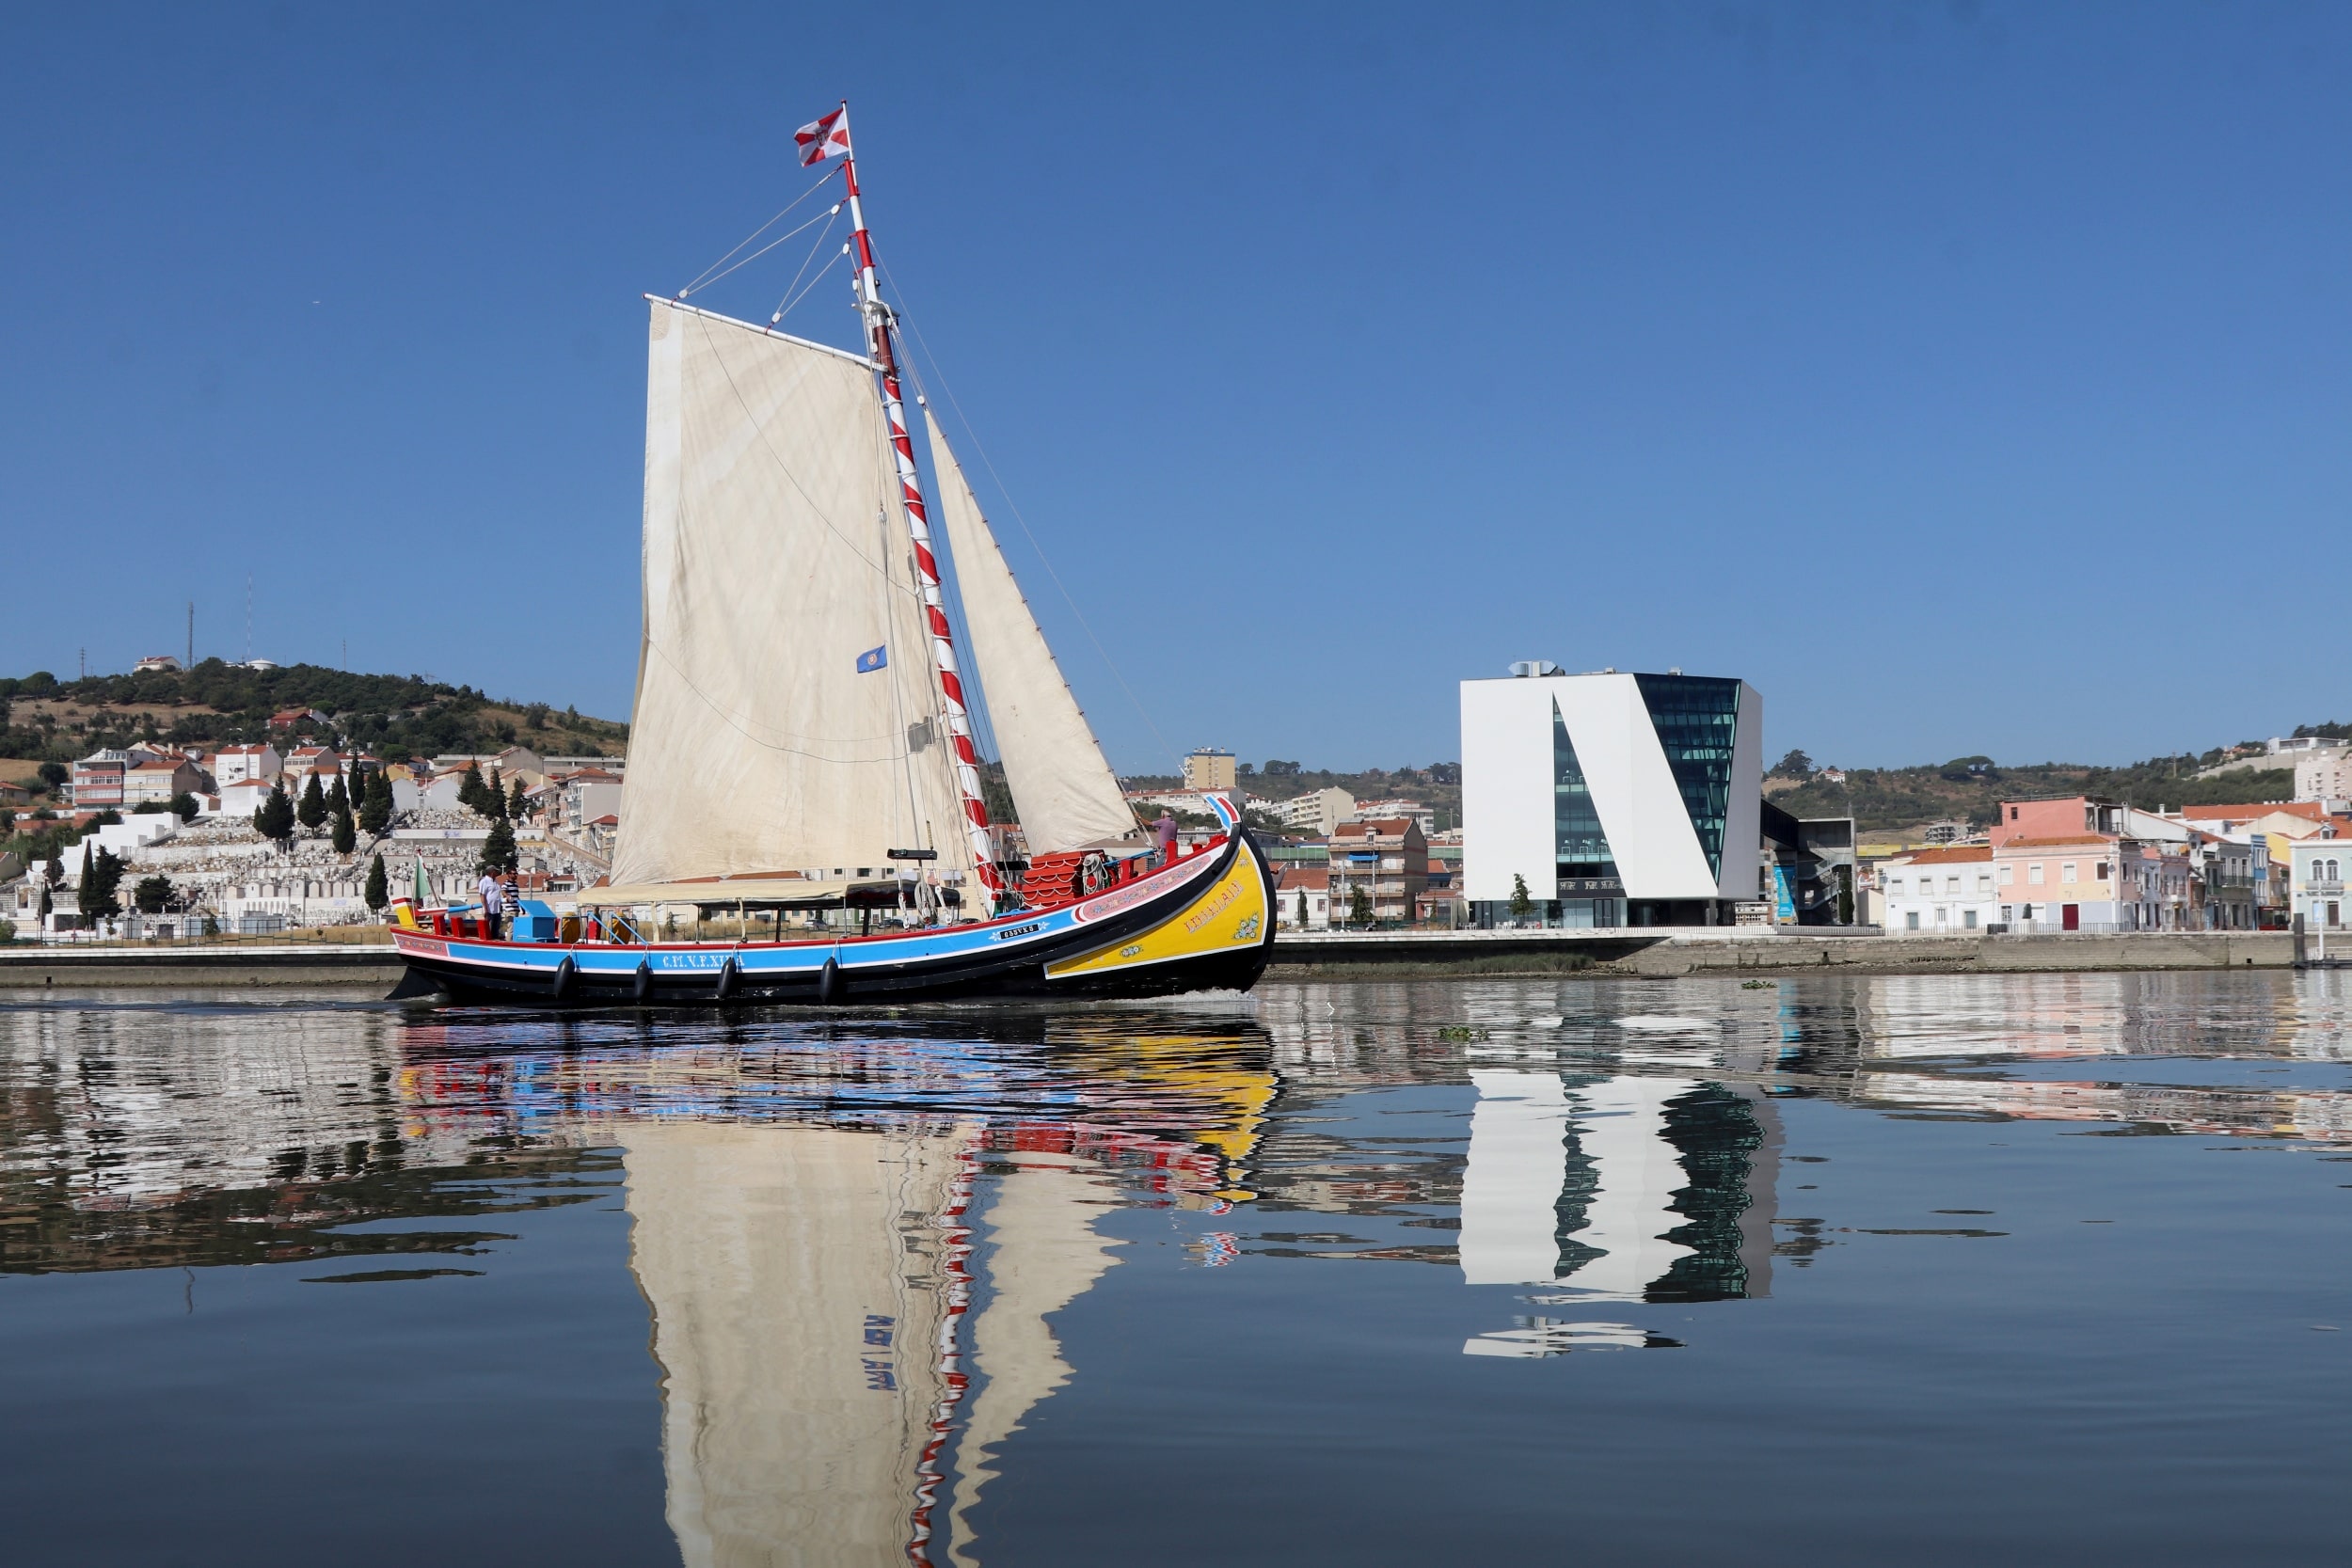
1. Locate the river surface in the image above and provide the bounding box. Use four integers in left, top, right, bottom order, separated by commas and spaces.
6, 971, 2352, 1565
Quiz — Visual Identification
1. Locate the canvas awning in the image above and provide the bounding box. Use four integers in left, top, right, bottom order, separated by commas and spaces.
575, 875, 901, 909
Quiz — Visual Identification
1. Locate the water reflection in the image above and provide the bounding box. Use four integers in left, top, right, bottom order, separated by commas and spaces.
7, 972, 2352, 1560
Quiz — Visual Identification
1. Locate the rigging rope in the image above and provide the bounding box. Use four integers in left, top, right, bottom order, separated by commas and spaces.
675, 167, 840, 299
677, 204, 840, 300
878, 258, 1184, 773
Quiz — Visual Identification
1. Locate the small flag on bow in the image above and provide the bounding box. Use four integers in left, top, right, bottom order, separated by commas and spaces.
855, 645, 887, 673
796, 106, 852, 167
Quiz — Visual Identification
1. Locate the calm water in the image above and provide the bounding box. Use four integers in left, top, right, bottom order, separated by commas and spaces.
7, 972, 2352, 1565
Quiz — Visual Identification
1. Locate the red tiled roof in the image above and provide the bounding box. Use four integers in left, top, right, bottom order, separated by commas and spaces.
1998, 834, 2113, 848
1888, 845, 1993, 864
2181, 801, 2325, 822
1277, 867, 1329, 892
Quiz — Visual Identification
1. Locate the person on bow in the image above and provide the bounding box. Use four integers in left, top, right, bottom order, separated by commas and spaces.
1152, 809, 1179, 868
477, 868, 504, 941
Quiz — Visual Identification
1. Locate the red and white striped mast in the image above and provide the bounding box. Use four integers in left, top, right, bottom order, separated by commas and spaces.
811, 103, 1004, 906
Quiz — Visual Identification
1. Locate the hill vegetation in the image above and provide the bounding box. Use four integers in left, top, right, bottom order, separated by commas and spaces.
1767, 747, 2300, 833
0, 661, 627, 767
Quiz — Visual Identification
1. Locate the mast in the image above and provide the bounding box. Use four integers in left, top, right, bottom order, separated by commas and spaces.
836, 106, 1004, 906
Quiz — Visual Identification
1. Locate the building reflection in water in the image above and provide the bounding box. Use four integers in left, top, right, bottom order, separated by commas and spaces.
1455, 1070, 1780, 1356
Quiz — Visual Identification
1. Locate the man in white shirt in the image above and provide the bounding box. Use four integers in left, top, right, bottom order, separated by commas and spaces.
478, 870, 504, 940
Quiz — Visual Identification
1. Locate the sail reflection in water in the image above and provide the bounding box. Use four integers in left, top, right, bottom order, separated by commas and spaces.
393, 1014, 1276, 1568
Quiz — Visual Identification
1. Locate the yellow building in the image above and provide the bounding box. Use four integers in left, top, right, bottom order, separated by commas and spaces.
1182, 748, 1236, 792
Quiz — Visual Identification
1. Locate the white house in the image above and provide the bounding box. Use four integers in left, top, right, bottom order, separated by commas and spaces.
1878, 846, 1999, 933
1275, 866, 1330, 930
212, 745, 282, 787
2290, 836, 2351, 930
1275, 787, 1357, 835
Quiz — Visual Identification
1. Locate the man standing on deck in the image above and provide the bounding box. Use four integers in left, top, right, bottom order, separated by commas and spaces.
478, 868, 504, 940
1153, 809, 1179, 868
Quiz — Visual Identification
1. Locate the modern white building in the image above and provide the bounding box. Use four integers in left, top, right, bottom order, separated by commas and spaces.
1461, 666, 1762, 927
1274, 787, 1356, 834
2296, 750, 2352, 804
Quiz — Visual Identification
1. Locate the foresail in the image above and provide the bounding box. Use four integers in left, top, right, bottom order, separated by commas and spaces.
925, 415, 1139, 854
612, 301, 972, 887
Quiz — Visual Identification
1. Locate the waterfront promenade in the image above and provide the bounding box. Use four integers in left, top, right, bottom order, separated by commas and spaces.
0, 926, 2302, 989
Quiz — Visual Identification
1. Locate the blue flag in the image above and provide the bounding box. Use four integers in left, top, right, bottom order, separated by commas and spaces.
855, 645, 887, 673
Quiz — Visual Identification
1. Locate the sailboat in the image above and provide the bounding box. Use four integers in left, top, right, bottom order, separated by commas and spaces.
390, 103, 1274, 1006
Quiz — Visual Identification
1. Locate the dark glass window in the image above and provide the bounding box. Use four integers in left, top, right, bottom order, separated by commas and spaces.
1553, 700, 1618, 888
1633, 673, 1741, 879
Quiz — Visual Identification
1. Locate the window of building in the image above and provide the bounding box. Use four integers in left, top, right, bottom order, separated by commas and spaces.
1550, 701, 1618, 892
2096, 862, 2109, 880
1946, 876, 1960, 895
1998, 865, 2013, 885
1887, 877, 1904, 895
1905, 911, 1920, 930
1977, 874, 1993, 894
1963, 910, 1979, 929
2028, 863, 2044, 885
1632, 674, 1741, 879
2061, 862, 2076, 883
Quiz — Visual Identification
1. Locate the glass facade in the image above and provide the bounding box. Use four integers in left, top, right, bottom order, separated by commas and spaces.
1633, 673, 1742, 880
1552, 699, 1619, 888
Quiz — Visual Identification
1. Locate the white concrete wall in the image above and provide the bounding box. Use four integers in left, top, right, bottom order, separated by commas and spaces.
1461, 677, 1560, 905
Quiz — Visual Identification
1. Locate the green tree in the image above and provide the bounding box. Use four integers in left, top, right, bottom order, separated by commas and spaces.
133, 875, 175, 913
255, 780, 295, 847
36, 761, 68, 794
456, 762, 485, 813
327, 774, 349, 817
1348, 882, 1373, 927
1295, 889, 1308, 927
479, 816, 517, 874
79, 844, 124, 921
364, 852, 389, 911
1508, 873, 1534, 922
331, 801, 357, 854
169, 791, 199, 823
506, 776, 528, 820
359, 769, 393, 834
296, 772, 327, 831
484, 766, 507, 820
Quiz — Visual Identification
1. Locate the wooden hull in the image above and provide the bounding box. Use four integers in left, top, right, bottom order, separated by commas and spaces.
390, 829, 1276, 1007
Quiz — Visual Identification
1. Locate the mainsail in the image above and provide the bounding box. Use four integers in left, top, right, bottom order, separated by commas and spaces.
611, 301, 972, 888
925, 414, 1139, 855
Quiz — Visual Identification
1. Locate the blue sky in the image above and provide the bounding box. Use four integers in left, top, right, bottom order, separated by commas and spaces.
4, 3, 2347, 775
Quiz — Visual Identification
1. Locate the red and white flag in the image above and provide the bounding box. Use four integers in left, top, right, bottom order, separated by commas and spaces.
795, 106, 851, 166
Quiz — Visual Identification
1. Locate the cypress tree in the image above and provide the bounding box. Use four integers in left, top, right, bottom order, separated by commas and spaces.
296, 772, 327, 831
458, 762, 486, 813
484, 766, 507, 820
77, 842, 98, 921
86, 847, 124, 920
507, 777, 527, 821
327, 774, 349, 817
331, 802, 356, 854
256, 781, 295, 847
359, 769, 393, 834
364, 852, 389, 911
479, 816, 517, 875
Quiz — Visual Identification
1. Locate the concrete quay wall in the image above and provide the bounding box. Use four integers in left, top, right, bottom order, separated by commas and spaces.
0, 946, 406, 989
1268, 927, 2296, 976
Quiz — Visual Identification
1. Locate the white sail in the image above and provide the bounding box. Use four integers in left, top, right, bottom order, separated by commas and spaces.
925, 414, 1139, 855
946, 1155, 1120, 1566
621, 1121, 968, 1568
611, 300, 971, 888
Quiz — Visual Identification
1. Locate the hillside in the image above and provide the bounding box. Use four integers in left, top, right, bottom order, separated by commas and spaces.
1124, 760, 1464, 832
0, 662, 627, 765
1770, 752, 2298, 833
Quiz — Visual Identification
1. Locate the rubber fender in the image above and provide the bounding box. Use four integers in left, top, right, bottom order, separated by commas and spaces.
818, 956, 840, 1005
550, 957, 575, 1000
716, 956, 739, 1001
632, 958, 652, 1002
